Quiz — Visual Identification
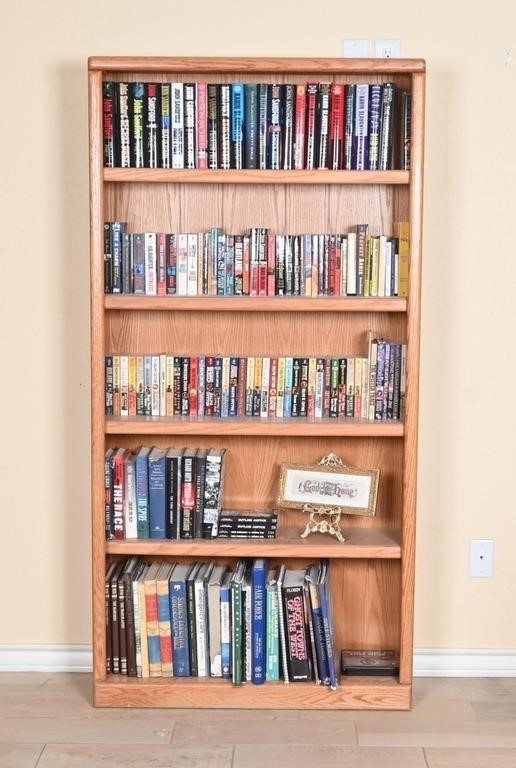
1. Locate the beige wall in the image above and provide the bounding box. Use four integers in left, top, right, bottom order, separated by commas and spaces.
1, 0, 515, 648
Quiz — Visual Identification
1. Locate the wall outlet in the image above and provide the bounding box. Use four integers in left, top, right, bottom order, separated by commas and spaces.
342, 39, 369, 58
374, 39, 401, 58
469, 539, 494, 578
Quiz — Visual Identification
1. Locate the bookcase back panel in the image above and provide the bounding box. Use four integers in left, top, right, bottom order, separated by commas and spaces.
331, 559, 401, 650
105, 183, 409, 237
105, 434, 403, 529
105, 311, 406, 358
106, 70, 412, 90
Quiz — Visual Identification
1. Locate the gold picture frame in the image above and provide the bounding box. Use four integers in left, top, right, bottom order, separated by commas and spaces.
277, 453, 380, 517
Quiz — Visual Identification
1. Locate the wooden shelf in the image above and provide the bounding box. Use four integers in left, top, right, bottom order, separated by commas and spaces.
104, 168, 409, 185
104, 295, 408, 313
105, 416, 404, 437
94, 674, 410, 710
105, 527, 401, 559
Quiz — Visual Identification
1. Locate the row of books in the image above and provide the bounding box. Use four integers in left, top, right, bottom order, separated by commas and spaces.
103, 80, 410, 171
105, 446, 226, 540
104, 221, 409, 298
105, 342, 407, 422
106, 557, 338, 687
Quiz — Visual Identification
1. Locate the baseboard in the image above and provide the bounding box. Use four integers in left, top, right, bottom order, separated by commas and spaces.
0, 645, 515, 676
0, 645, 93, 672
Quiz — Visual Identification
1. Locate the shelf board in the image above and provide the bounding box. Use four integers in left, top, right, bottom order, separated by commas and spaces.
104, 168, 409, 185
105, 527, 401, 559
104, 295, 407, 313
94, 674, 410, 710
105, 416, 404, 437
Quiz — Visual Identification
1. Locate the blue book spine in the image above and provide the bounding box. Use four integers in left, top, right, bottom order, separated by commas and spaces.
216, 234, 226, 296
231, 83, 245, 170
148, 450, 166, 538
169, 578, 190, 676
135, 451, 150, 538
266, 579, 279, 681
284, 357, 294, 418
309, 591, 330, 685
251, 560, 267, 684
220, 580, 231, 679
318, 579, 337, 689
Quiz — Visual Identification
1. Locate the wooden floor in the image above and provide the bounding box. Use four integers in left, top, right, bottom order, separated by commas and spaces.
1, 674, 516, 767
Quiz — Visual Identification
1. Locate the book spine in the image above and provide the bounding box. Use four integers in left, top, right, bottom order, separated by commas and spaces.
266, 578, 279, 681
251, 561, 267, 684
283, 584, 311, 681
144, 82, 160, 169
231, 576, 243, 685
145, 578, 161, 678
148, 452, 166, 538
194, 576, 209, 677
353, 84, 369, 170
196, 82, 208, 169
316, 83, 330, 169
379, 82, 396, 170
231, 83, 244, 170
160, 83, 171, 169
170, 578, 190, 676
103, 81, 117, 168
157, 576, 173, 677
344, 84, 356, 170
118, 83, 131, 168
180, 451, 196, 539
329, 82, 344, 170
220, 580, 231, 679
258, 84, 268, 169
131, 82, 145, 168
293, 84, 306, 169
124, 456, 137, 539
282, 84, 295, 170
207, 84, 218, 169
244, 83, 258, 169
171, 82, 184, 169
367, 84, 382, 171
219, 84, 231, 169
183, 83, 196, 169
135, 452, 150, 538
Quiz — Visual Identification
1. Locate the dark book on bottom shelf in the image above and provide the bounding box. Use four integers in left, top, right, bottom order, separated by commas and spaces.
341, 649, 400, 676
281, 568, 311, 682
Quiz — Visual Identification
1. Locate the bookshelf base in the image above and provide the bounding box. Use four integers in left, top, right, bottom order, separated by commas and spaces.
94, 676, 411, 710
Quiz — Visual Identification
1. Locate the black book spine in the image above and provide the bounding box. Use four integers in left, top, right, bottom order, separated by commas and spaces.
292, 235, 301, 296
244, 83, 258, 169
291, 358, 301, 417
117, 83, 131, 168
104, 446, 113, 536
257, 83, 268, 170
213, 357, 222, 417
316, 83, 330, 169
166, 453, 180, 539
207, 84, 218, 169
117, 574, 127, 675
267, 84, 283, 170
104, 222, 112, 293
305, 83, 318, 170
193, 451, 207, 539
186, 566, 199, 676
367, 84, 382, 171
379, 82, 396, 170
184, 83, 196, 169
180, 450, 196, 539
299, 357, 309, 417
400, 90, 412, 171
110, 565, 122, 673
103, 81, 117, 168
130, 82, 145, 169
160, 83, 171, 169
282, 583, 311, 681
173, 356, 181, 415
121, 232, 132, 294
181, 356, 190, 416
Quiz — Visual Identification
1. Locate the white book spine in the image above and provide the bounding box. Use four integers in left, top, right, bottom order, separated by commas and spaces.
260, 356, 270, 418
346, 232, 357, 295
124, 457, 137, 539
187, 233, 198, 295
151, 355, 160, 416
171, 82, 184, 169
378, 234, 387, 297
159, 354, 167, 416
120, 355, 129, 417
195, 579, 208, 678
177, 233, 188, 295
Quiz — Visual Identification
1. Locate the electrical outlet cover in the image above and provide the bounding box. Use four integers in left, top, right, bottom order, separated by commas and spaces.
374, 39, 401, 58
342, 39, 369, 58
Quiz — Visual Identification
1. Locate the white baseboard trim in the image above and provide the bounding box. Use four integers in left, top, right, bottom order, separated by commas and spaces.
414, 648, 516, 677
0, 645, 93, 672
0, 645, 515, 676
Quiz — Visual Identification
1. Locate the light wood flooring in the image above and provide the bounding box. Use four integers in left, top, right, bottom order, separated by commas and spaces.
0, 674, 515, 767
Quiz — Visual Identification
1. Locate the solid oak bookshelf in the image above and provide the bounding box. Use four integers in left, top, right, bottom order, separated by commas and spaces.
89, 56, 425, 710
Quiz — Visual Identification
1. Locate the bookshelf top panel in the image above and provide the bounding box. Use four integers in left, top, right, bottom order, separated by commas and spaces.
88, 56, 426, 75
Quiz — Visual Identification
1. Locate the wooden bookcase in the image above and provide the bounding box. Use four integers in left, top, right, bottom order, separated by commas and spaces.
88, 56, 425, 709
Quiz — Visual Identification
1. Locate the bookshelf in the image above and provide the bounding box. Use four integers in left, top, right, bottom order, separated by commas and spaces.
89, 56, 425, 709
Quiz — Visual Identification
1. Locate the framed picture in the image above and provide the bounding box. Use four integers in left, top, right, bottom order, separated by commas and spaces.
277, 460, 380, 517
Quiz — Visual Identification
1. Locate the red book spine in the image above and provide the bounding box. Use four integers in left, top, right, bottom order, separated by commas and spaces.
196, 82, 208, 169
329, 83, 345, 170
157, 233, 167, 295
294, 84, 307, 170
189, 357, 198, 415
112, 452, 126, 539
267, 233, 276, 296
242, 233, 251, 296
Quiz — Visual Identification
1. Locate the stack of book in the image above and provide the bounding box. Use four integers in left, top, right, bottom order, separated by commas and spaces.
217, 509, 278, 539
105, 446, 226, 540
103, 80, 411, 171
103, 221, 409, 299
106, 557, 338, 688
105, 339, 406, 423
